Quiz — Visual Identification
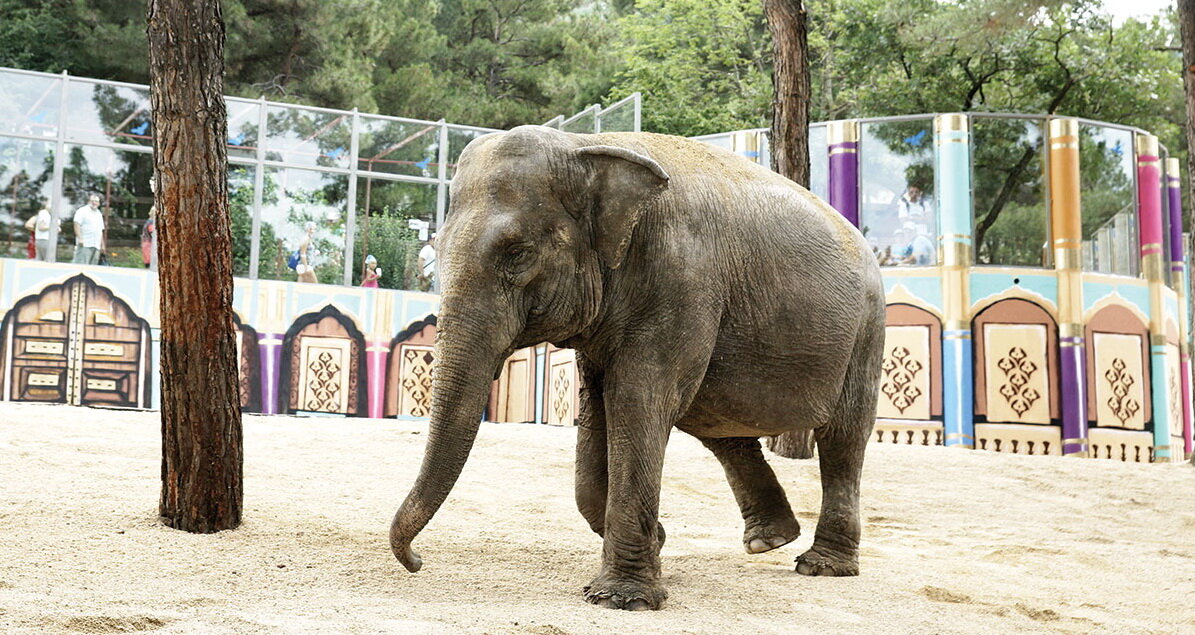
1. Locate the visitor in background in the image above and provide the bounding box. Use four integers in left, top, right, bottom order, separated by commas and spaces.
24, 203, 58, 261
896, 222, 935, 266
71, 194, 105, 265
417, 232, 436, 292
361, 254, 381, 288
141, 206, 157, 270
297, 220, 318, 284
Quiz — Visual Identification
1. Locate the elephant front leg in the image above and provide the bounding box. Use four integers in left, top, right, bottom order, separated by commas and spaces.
575, 358, 665, 547
700, 437, 800, 554
574, 357, 608, 537
582, 393, 673, 611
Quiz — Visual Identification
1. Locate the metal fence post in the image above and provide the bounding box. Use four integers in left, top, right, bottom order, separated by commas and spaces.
47, 71, 69, 262
343, 109, 361, 286
248, 96, 266, 279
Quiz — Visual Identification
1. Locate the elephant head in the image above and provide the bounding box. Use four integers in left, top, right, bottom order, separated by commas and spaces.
389, 126, 670, 571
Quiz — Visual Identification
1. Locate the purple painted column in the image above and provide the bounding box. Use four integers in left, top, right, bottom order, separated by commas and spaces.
1167, 157, 1194, 456
257, 332, 284, 415
366, 341, 388, 419
827, 120, 860, 226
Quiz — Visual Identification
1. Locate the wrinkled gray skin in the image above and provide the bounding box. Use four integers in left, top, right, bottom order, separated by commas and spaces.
389, 125, 885, 611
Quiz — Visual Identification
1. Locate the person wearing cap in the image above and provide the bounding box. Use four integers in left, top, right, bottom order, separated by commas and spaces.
361, 254, 382, 288
417, 232, 436, 292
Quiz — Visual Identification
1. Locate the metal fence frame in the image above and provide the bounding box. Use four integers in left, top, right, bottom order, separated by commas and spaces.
1, 67, 640, 287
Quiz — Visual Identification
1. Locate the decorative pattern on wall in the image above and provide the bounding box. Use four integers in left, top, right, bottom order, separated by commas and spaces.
545, 348, 577, 426
1166, 345, 1181, 437
1092, 332, 1146, 429
983, 323, 1050, 424
281, 306, 365, 417
398, 345, 434, 417
877, 326, 930, 420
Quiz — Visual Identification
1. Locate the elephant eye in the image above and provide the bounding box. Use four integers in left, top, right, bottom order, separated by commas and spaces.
505, 244, 534, 263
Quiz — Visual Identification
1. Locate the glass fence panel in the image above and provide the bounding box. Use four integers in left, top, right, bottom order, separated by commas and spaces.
225, 99, 260, 161
972, 118, 1047, 266
599, 99, 637, 133
562, 110, 597, 134
0, 138, 56, 259
0, 71, 62, 138
446, 127, 493, 178
59, 144, 153, 267
264, 106, 352, 170
696, 134, 733, 152
860, 119, 935, 266
228, 163, 256, 277
1080, 125, 1137, 276
809, 124, 828, 201
357, 116, 440, 178
256, 167, 347, 283
353, 177, 437, 290
64, 80, 152, 148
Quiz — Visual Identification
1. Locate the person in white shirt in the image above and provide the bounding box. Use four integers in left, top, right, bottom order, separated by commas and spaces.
71, 194, 105, 265
417, 232, 436, 292
23, 203, 59, 261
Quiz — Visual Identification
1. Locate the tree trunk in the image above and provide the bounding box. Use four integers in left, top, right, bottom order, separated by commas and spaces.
149, 0, 244, 531
765, 0, 816, 460
1181, 0, 1195, 465
766, 0, 810, 186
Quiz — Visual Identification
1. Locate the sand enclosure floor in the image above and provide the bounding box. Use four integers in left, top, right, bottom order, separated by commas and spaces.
0, 402, 1192, 633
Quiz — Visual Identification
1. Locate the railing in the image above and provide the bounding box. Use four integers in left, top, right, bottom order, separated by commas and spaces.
0, 67, 641, 290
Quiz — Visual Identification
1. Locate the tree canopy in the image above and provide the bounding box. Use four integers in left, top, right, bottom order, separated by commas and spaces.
0, 0, 1185, 141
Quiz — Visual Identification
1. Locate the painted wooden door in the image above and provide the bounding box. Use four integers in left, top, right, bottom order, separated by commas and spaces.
3, 276, 149, 408
288, 315, 361, 415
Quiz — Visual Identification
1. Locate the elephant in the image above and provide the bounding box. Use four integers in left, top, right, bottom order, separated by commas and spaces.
388, 125, 886, 611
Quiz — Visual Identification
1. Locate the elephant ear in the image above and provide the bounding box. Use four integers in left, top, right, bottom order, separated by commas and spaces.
573, 145, 670, 269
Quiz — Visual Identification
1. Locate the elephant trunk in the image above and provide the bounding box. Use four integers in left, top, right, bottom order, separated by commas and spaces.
389, 303, 512, 572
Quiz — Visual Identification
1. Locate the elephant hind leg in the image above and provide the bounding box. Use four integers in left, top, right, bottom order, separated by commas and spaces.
700, 436, 800, 554
796, 314, 883, 576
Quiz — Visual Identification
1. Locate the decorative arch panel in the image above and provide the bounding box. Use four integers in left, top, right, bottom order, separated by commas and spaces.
279, 305, 367, 416
385, 315, 436, 418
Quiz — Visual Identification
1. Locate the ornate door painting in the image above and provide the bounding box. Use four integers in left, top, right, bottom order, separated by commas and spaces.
973, 299, 1060, 424
1085, 305, 1150, 431
233, 315, 261, 413
544, 346, 579, 426
279, 306, 366, 416
877, 305, 941, 421
385, 316, 436, 418
972, 299, 1061, 455
489, 347, 536, 423
1, 274, 150, 408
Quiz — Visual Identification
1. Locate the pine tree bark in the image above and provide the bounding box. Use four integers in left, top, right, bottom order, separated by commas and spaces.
149, 0, 243, 531
764, 0, 816, 460
1181, 0, 1195, 465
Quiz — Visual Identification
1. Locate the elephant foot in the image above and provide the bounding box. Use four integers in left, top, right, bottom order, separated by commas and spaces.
583, 573, 667, 611
743, 515, 800, 554
794, 546, 859, 577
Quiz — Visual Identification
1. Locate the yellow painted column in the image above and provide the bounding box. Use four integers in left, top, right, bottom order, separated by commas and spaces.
1048, 118, 1088, 455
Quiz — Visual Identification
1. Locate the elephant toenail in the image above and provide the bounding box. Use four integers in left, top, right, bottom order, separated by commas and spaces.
625, 599, 651, 611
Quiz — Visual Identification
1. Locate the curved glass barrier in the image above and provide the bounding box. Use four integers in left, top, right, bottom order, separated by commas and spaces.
0, 138, 55, 259
0, 70, 61, 138
1079, 124, 1137, 276
256, 167, 347, 283
64, 79, 152, 148
971, 116, 1048, 266
353, 178, 436, 290
859, 118, 936, 266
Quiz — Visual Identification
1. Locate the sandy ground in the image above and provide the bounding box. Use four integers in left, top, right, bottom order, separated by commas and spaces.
0, 403, 1192, 634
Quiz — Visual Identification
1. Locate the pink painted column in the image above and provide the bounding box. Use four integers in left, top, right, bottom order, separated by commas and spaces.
1136, 134, 1172, 459
366, 341, 389, 419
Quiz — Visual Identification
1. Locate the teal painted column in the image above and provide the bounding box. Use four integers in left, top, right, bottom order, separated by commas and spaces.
935, 114, 974, 448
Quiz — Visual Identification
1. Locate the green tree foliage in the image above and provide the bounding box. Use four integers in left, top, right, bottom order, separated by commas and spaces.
608, 0, 772, 136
